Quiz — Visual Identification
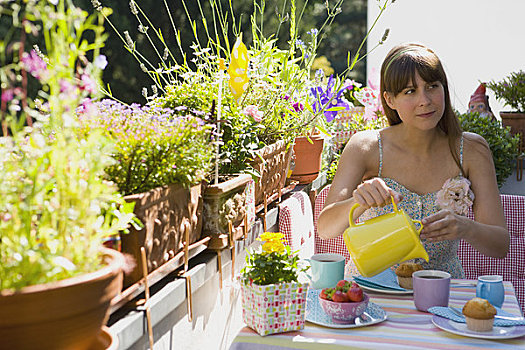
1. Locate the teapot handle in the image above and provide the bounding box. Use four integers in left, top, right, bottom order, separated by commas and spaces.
348, 195, 398, 227
413, 219, 423, 235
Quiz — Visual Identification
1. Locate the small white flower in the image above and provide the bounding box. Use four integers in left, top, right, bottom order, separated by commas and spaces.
94, 55, 108, 70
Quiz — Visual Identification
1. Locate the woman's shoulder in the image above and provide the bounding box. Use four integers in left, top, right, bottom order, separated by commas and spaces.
462, 131, 491, 155
461, 132, 493, 173
347, 129, 381, 151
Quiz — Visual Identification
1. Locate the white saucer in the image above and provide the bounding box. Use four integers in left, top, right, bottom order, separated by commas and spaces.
432, 315, 525, 339
305, 289, 387, 329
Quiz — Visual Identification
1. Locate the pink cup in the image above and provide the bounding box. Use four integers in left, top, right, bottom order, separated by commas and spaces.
413, 270, 451, 312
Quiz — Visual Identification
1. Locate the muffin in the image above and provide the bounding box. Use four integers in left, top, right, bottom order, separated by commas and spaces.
394, 262, 423, 289
462, 297, 497, 332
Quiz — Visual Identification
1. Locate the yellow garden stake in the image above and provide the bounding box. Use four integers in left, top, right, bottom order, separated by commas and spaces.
228, 37, 249, 102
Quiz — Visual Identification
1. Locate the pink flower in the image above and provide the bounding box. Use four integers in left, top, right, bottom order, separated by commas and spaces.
243, 105, 263, 122
80, 74, 97, 94
436, 176, 475, 215
21, 50, 47, 80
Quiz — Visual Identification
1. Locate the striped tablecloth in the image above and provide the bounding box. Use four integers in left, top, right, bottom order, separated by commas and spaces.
230, 280, 525, 349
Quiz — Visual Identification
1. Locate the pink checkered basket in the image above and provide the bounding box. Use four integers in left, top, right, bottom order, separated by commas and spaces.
241, 279, 309, 336
333, 107, 364, 148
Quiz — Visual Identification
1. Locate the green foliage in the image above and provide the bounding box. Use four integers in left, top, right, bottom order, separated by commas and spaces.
486, 70, 525, 113
69, 0, 368, 104
0, 0, 135, 290
151, 72, 263, 176
325, 151, 341, 183
458, 111, 520, 188
242, 249, 302, 285
78, 100, 215, 195
240, 232, 308, 285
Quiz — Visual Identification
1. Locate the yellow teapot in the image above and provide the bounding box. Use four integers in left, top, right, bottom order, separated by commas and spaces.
343, 197, 429, 277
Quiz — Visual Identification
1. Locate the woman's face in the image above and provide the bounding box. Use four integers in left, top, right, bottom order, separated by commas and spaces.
383, 71, 445, 130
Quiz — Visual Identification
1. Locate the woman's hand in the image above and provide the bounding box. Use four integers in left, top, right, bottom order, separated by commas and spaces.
420, 210, 471, 242
352, 177, 403, 209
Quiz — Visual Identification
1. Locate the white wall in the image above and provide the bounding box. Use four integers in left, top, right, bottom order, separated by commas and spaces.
366, 0, 525, 117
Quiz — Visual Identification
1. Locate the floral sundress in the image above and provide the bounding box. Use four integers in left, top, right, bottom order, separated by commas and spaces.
345, 132, 473, 279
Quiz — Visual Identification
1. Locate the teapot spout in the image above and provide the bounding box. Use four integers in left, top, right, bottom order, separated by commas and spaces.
403, 244, 429, 263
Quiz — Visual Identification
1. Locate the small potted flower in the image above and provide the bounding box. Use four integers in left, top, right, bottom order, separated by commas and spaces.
240, 232, 309, 336
486, 70, 525, 151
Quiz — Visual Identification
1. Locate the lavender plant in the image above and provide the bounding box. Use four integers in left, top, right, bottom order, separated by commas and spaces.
77, 99, 214, 195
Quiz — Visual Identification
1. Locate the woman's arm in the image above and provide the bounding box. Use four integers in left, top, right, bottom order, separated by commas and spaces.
317, 131, 401, 239
420, 133, 509, 258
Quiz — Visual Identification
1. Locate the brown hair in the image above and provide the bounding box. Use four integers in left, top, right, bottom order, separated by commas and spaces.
380, 43, 464, 174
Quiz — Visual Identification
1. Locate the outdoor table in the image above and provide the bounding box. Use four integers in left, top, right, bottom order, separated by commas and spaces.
230, 280, 525, 349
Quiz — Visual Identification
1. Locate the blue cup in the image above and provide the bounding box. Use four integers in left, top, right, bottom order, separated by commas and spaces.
476, 275, 504, 308
305, 253, 345, 290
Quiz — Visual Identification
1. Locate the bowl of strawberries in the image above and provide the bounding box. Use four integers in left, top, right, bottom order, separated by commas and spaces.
318, 280, 368, 324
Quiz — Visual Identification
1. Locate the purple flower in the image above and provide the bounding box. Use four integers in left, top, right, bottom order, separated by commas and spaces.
310, 75, 350, 122
307, 28, 318, 36
292, 102, 304, 113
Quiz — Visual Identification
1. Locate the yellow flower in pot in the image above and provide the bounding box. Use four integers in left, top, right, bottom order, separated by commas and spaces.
240, 232, 309, 336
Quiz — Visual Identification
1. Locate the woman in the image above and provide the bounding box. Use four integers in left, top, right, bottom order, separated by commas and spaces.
317, 43, 509, 278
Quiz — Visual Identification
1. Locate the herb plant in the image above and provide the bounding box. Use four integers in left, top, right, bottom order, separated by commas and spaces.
458, 111, 520, 187
486, 70, 525, 113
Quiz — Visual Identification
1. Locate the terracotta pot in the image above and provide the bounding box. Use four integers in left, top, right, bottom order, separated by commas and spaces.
290, 135, 325, 184
249, 140, 293, 206
500, 112, 525, 152
121, 182, 204, 287
89, 326, 119, 350
0, 248, 124, 350
203, 174, 255, 249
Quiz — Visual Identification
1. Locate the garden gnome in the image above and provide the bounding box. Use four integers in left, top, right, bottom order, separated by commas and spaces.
469, 83, 495, 119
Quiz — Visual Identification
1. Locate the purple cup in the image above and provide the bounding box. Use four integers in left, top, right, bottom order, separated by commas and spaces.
413, 270, 451, 312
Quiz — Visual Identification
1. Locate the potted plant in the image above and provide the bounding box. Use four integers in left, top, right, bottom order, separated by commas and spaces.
240, 232, 309, 336
0, 1, 135, 349
458, 111, 520, 187
78, 99, 215, 285
95, 0, 352, 207
486, 71, 525, 152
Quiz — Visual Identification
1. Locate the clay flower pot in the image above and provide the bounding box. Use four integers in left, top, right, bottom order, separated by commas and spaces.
500, 112, 525, 152
0, 248, 124, 350
290, 134, 325, 184
121, 182, 204, 287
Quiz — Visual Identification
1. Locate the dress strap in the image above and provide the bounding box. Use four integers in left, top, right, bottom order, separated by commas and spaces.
460, 133, 464, 167
378, 131, 383, 177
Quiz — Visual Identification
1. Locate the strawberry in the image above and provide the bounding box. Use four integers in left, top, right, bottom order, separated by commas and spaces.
332, 290, 349, 302
319, 289, 328, 300
347, 285, 363, 302
335, 279, 351, 293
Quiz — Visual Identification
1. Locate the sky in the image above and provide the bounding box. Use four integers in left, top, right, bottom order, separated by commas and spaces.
366, 0, 525, 117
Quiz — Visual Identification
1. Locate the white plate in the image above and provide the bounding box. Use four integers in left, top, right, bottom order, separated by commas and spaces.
356, 282, 413, 295
305, 289, 387, 329
432, 315, 525, 340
